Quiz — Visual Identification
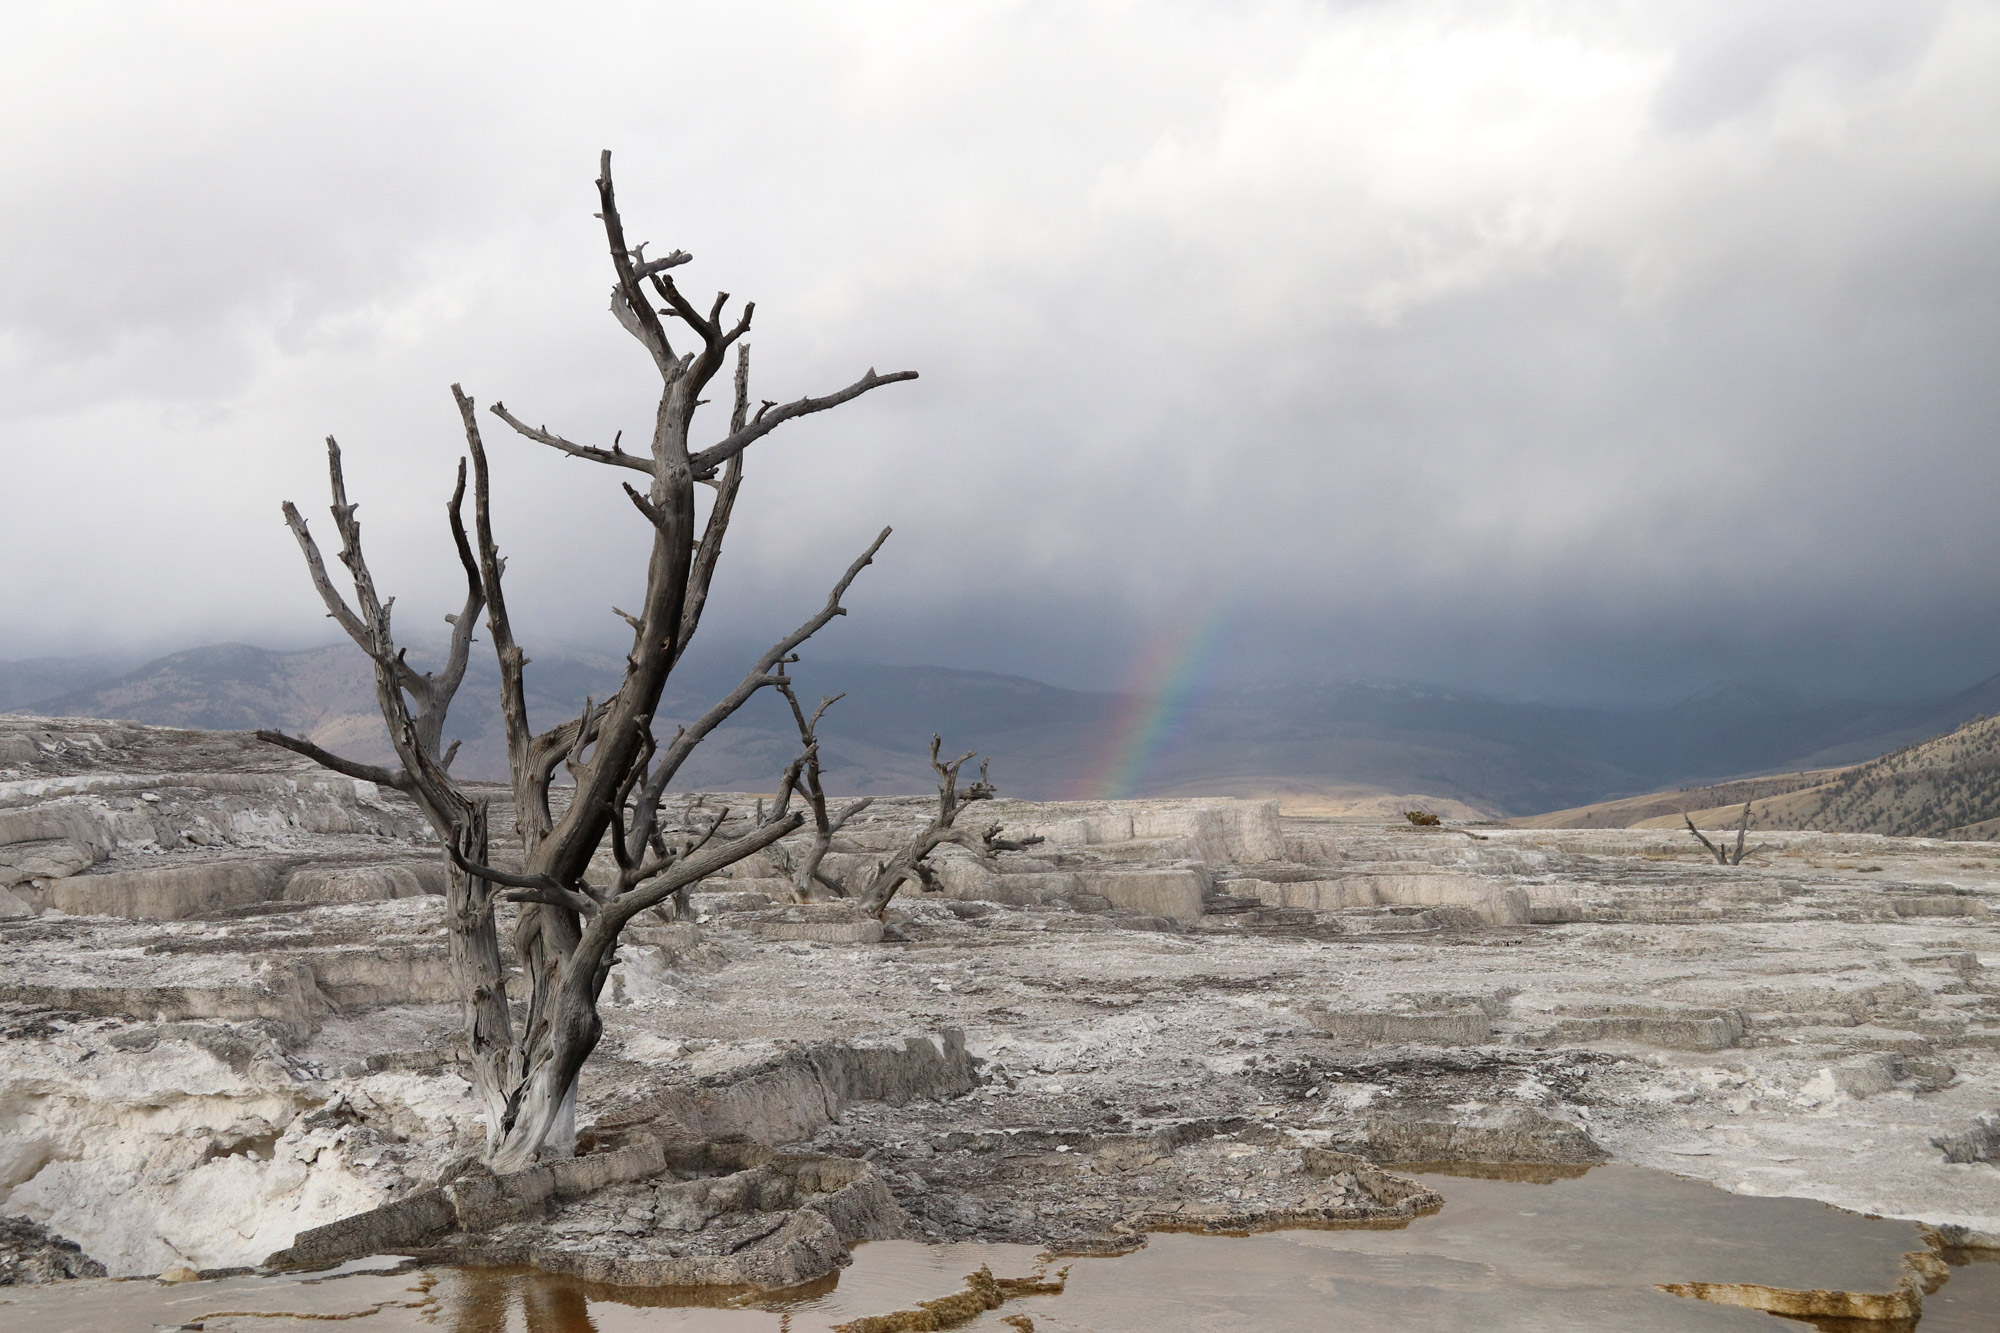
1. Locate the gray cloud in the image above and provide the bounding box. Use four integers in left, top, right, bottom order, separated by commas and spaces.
4, 1, 1997, 707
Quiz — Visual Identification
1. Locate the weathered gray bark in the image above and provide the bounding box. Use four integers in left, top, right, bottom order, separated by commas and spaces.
264, 151, 916, 1171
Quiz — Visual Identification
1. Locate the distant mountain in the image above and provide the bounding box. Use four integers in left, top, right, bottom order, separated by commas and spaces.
25, 641, 629, 788
29, 643, 378, 732
15, 642, 1102, 798
0, 652, 139, 711
14, 642, 2000, 816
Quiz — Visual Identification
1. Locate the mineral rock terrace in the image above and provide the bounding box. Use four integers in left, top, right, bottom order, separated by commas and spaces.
1, 713, 1996, 1292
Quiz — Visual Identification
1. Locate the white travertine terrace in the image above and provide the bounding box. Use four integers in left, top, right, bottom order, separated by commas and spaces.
0, 713, 1995, 1278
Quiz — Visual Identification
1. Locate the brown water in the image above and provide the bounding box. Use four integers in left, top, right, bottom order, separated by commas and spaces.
4, 1165, 1994, 1331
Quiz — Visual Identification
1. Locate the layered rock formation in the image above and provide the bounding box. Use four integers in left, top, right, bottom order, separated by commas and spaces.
1, 712, 1996, 1298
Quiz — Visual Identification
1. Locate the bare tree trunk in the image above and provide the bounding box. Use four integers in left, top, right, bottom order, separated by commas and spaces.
492, 984, 600, 1172
772, 682, 871, 903
443, 809, 517, 1152
265, 152, 917, 1170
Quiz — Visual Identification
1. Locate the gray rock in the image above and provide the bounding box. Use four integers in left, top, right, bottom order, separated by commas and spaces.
1827, 1054, 1900, 1100
1306, 1004, 1493, 1046
282, 862, 443, 903
1339, 1105, 1607, 1166
0, 1215, 108, 1284
1546, 1006, 1745, 1052
16, 857, 292, 919
1932, 1111, 2000, 1164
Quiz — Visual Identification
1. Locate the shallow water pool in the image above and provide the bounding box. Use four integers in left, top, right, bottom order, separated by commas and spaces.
4, 1164, 1994, 1331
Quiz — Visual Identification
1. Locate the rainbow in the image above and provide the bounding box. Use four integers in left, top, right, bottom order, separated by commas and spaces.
1080, 602, 1235, 799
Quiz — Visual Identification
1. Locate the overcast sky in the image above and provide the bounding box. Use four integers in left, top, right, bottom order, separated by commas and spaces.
4, 1, 1997, 705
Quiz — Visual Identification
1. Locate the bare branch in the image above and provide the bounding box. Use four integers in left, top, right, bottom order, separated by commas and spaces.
1683, 812, 1726, 864
676, 346, 750, 655
622, 482, 671, 531
444, 843, 596, 915
255, 729, 412, 791
764, 744, 811, 830
455, 384, 536, 834
649, 271, 711, 339
596, 150, 679, 375
723, 301, 754, 347
631, 251, 692, 280
525, 698, 619, 824
278, 500, 371, 651
691, 368, 919, 477
563, 696, 596, 783
590, 811, 803, 939
408, 457, 490, 759
490, 403, 652, 474
633, 527, 892, 831
624, 800, 735, 890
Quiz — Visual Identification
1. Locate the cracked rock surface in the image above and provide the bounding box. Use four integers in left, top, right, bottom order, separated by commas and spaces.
1, 713, 1997, 1282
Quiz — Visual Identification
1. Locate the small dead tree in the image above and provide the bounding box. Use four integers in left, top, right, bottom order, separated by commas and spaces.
772, 681, 1042, 916
258, 152, 916, 1172
767, 684, 872, 903
1683, 800, 1767, 865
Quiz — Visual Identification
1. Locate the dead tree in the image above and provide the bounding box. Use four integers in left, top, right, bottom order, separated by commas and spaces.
852, 740, 1003, 917
258, 151, 916, 1172
767, 683, 873, 903
772, 679, 1042, 916
1683, 800, 1766, 866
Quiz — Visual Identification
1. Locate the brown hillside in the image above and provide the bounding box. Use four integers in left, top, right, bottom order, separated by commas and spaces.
1517, 712, 2000, 841
1512, 769, 1844, 830
1786, 711, 2000, 838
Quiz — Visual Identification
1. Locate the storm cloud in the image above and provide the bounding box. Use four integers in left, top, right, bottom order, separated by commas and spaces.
4, 1, 1997, 706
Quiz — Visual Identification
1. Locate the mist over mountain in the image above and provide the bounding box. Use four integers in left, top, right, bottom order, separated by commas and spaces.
0, 652, 145, 712
15, 643, 2000, 817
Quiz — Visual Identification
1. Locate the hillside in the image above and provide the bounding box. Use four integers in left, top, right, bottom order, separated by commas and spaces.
1512, 769, 1849, 831
1787, 712, 2000, 839
1520, 713, 2000, 840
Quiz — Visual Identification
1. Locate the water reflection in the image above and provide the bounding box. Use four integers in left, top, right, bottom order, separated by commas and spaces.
6, 1167, 1995, 1331
433, 1266, 843, 1332
1385, 1159, 1596, 1184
